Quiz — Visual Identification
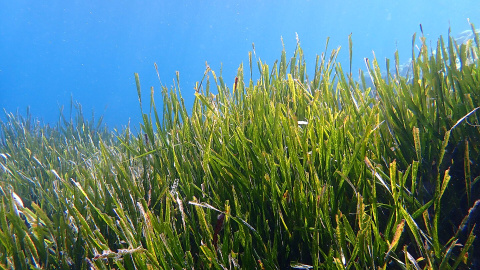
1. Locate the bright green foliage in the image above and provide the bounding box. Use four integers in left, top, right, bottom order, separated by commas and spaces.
1, 26, 479, 269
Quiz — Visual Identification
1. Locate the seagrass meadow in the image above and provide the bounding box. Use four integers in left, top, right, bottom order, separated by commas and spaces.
1, 26, 480, 269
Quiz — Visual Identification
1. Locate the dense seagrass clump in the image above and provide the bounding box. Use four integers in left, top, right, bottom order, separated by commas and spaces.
1, 25, 479, 269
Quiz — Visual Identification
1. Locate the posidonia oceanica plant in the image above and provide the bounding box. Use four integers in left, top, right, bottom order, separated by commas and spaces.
0, 24, 479, 269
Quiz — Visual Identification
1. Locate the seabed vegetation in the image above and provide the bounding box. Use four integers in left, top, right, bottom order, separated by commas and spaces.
1, 24, 480, 269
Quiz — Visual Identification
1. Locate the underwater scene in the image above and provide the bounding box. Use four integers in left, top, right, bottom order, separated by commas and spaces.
1, 1, 480, 269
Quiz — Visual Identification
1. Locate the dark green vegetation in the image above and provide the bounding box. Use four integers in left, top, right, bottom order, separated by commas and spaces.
1, 26, 480, 269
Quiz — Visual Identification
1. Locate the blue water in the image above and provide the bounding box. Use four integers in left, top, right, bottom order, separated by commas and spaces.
1, 1, 479, 129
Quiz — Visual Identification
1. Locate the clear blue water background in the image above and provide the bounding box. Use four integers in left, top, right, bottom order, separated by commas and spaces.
1, 1, 479, 129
